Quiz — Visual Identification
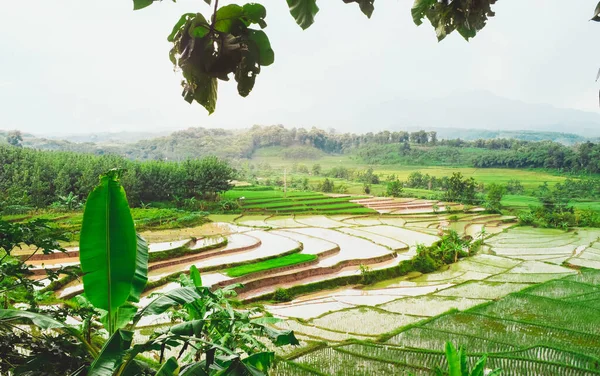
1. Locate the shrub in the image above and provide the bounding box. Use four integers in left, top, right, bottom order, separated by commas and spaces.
273, 288, 293, 302
576, 209, 600, 227
359, 264, 374, 285
386, 180, 403, 197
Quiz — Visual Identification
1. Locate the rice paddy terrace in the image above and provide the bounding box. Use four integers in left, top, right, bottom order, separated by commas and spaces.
223, 190, 477, 215
29, 205, 600, 375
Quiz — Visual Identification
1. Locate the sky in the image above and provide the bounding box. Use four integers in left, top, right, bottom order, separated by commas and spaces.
1, 0, 599, 135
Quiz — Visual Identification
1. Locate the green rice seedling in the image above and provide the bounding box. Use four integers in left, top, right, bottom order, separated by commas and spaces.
487, 273, 573, 284
379, 296, 489, 317
312, 307, 422, 336
434, 281, 530, 300
293, 347, 429, 376
337, 343, 447, 371
276, 320, 374, 342
464, 254, 521, 269
424, 313, 600, 357
485, 356, 598, 376
496, 346, 600, 372
508, 261, 575, 274
564, 268, 600, 285
271, 361, 323, 376
492, 245, 580, 256
471, 294, 600, 336
448, 259, 508, 275
564, 295, 600, 310
224, 254, 317, 277
522, 280, 600, 300
387, 327, 517, 354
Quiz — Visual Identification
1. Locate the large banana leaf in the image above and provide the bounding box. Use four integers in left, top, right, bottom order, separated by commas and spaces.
156, 357, 179, 376
80, 170, 137, 319
132, 287, 204, 326
0, 309, 68, 329
129, 234, 149, 303
445, 342, 462, 376
88, 329, 133, 376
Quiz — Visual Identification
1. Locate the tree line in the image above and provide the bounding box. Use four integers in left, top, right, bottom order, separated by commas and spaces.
8, 125, 600, 174
0, 145, 235, 210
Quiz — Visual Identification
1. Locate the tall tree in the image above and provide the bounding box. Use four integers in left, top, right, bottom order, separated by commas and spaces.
6, 130, 23, 148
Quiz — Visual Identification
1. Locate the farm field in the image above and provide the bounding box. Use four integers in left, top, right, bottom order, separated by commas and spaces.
25, 206, 600, 375
250, 152, 567, 192
269, 224, 600, 376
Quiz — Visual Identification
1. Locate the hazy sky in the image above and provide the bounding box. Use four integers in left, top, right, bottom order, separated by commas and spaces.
1, 1, 599, 134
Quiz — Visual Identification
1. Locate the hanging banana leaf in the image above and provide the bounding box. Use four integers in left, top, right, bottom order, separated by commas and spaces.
80, 169, 137, 331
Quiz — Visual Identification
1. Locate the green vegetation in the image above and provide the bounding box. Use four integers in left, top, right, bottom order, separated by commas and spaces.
0, 145, 234, 209
225, 254, 317, 277
224, 189, 374, 215
280, 270, 600, 375
0, 172, 297, 375
273, 287, 294, 303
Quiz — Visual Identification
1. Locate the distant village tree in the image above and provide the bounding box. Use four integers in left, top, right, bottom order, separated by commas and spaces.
6, 130, 23, 147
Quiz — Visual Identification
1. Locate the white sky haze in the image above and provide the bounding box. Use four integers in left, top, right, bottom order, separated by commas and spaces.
1, 1, 599, 134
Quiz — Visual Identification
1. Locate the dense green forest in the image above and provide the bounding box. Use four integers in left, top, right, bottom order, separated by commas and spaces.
7, 125, 600, 174
0, 145, 235, 209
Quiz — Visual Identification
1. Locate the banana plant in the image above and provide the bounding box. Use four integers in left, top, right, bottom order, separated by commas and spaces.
0, 170, 297, 375
79, 169, 147, 334
435, 342, 502, 376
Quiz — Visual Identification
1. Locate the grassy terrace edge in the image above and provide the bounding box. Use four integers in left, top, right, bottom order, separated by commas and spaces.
224, 254, 318, 277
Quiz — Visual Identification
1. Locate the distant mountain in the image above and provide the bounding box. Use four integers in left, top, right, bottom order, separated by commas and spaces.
38, 130, 170, 144
427, 128, 591, 145
366, 91, 600, 137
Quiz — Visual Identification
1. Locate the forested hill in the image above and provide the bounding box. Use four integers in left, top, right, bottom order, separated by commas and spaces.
3, 126, 600, 173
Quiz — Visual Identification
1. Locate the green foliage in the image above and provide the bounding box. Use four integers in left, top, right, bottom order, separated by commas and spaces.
0, 219, 69, 307
312, 163, 322, 176
6, 130, 23, 147
319, 178, 334, 193
0, 176, 298, 375
444, 172, 479, 205
165, 3, 273, 113
484, 183, 505, 213
287, 0, 319, 30
79, 170, 139, 332
359, 264, 374, 285
273, 287, 294, 302
412, 0, 498, 41
386, 179, 403, 197
434, 342, 502, 376
225, 253, 317, 277
412, 231, 470, 273
506, 179, 524, 194
0, 145, 235, 208
413, 244, 439, 273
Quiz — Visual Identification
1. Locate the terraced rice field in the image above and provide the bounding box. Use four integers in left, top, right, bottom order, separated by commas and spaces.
270, 225, 600, 376
32, 207, 600, 375
229, 190, 375, 214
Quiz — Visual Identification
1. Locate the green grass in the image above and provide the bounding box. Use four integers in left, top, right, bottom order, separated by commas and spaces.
222, 189, 318, 200
243, 196, 365, 209
251, 153, 567, 190
502, 194, 600, 211
224, 254, 317, 277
